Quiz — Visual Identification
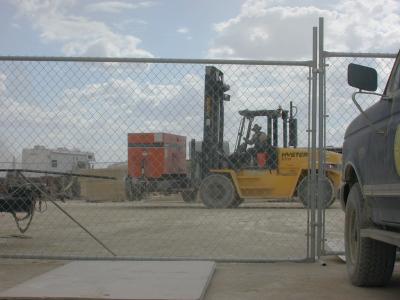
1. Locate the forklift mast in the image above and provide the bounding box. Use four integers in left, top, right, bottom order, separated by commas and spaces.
201, 66, 230, 177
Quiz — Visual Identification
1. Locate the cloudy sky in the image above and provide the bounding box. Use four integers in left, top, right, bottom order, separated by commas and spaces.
1, 0, 399, 59
0, 0, 399, 166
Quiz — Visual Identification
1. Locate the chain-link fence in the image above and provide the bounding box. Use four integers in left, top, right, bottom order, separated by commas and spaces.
0, 56, 321, 261
3, 20, 392, 263
321, 51, 397, 255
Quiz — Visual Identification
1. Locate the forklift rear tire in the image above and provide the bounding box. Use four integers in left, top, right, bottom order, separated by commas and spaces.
199, 174, 236, 208
345, 183, 396, 286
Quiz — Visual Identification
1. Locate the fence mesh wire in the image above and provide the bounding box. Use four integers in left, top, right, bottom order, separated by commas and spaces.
0, 59, 317, 260
322, 54, 396, 255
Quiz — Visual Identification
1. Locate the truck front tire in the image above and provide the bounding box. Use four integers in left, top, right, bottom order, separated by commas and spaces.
345, 183, 396, 286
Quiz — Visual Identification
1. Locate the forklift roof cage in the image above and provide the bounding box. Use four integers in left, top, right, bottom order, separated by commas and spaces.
234, 102, 297, 152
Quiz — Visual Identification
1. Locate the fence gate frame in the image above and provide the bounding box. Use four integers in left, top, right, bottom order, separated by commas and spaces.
317, 17, 398, 258
0, 50, 318, 262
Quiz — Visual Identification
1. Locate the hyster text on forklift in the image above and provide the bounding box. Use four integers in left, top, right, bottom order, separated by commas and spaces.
342, 51, 400, 286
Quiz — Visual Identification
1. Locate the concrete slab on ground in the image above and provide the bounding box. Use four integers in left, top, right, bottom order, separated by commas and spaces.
0, 261, 216, 300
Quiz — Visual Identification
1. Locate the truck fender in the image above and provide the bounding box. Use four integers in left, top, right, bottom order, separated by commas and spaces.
340, 161, 364, 210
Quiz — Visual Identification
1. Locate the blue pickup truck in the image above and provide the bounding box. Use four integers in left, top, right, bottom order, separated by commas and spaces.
341, 51, 400, 286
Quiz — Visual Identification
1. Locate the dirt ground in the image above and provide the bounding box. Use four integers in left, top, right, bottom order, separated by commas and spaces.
0, 196, 345, 260
0, 258, 399, 300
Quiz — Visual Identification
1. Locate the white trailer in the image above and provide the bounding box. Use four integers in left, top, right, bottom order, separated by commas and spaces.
22, 145, 95, 177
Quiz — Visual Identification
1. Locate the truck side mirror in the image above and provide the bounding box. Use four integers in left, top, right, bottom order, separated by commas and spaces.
347, 63, 377, 92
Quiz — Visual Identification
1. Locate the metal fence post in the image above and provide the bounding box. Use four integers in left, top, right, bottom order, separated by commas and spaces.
306, 66, 312, 260
309, 26, 318, 261
317, 17, 325, 259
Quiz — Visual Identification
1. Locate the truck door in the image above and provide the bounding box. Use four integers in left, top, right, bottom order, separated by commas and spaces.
366, 97, 392, 184
369, 52, 400, 226
385, 53, 400, 184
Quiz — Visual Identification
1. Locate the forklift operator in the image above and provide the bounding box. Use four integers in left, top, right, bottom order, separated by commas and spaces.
246, 124, 269, 153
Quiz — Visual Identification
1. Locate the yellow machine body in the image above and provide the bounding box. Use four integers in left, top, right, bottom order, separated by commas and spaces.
211, 148, 342, 199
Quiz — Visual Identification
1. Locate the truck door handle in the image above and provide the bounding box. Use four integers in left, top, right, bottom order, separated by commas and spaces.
376, 129, 386, 135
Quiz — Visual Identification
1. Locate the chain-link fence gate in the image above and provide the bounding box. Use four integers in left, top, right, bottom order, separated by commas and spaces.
317, 18, 397, 257
0, 42, 322, 261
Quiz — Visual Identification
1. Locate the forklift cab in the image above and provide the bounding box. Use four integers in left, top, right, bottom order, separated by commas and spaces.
231, 102, 298, 169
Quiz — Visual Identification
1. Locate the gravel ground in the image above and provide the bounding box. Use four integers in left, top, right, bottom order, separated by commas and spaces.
0, 195, 345, 260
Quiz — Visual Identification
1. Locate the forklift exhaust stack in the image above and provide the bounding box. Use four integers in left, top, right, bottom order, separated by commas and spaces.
289, 101, 298, 148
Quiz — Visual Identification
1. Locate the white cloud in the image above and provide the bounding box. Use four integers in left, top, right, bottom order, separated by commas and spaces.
64, 77, 183, 106
13, 0, 153, 57
208, 0, 400, 59
177, 27, 193, 41
85, 1, 156, 13
113, 19, 148, 31
11, 23, 21, 29
177, 27, 189, 34
249, 27, 269, 42
207, 46, 236, 58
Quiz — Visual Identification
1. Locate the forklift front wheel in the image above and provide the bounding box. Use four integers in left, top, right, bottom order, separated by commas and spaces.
297, 175, 335, 208
199, 174, 236, 208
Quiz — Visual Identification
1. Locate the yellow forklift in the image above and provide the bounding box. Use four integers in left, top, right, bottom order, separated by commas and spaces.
191, 66, 342, 208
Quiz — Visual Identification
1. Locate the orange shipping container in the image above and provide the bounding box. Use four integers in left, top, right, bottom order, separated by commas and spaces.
127, 133, 187, 178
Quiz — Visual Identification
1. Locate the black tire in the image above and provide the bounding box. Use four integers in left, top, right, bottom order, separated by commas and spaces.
125, 177, 134, 201
125, 177, 145, 201
229, 197, 244, 208
297, 175, 335, 208
199, 174, 236, 208
345, 183, 396, 286
181, 190, 197, 203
